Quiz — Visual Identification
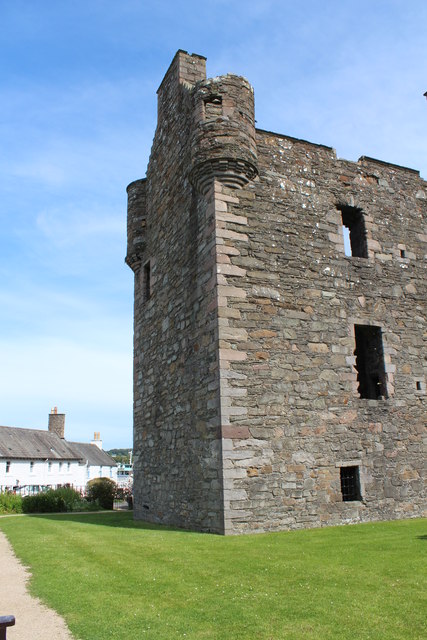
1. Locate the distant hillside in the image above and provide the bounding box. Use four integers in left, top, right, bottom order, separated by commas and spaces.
107, 449, 132, 464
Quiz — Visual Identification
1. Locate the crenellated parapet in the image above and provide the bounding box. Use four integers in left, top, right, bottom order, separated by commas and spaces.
190, 74, 258, 195
125, 178, 147, 272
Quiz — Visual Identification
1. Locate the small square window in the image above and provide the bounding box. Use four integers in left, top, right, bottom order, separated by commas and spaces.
204, 95, 223, 119
340, 466, 362, 501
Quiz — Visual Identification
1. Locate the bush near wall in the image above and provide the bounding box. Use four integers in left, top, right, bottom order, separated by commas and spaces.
54, 487, 86, 511
86, 477, 116, 509
0, 491, 23, 514
21, 487, 96, 513
22, 490, 67, 513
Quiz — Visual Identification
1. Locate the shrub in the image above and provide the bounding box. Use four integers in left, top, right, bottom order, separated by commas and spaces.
54, 486, 84, 511
22, 490, 67, 514
0, 491, 23, 514
86, 477, 116, 510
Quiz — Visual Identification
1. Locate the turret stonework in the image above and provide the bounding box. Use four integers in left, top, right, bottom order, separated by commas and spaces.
126, 51, 426, 534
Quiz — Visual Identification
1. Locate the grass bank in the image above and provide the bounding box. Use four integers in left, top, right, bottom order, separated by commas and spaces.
0, 513, 425, 640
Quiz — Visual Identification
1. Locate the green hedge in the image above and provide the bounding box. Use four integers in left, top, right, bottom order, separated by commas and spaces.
22, 490, 67, 513
0, 491, 23, 514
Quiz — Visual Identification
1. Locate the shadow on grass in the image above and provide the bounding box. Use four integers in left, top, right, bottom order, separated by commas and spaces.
24, 510, 199, 534
416, 534, 427, 540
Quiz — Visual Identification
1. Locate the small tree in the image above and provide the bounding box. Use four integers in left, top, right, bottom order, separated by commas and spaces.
86, 477, 116, 509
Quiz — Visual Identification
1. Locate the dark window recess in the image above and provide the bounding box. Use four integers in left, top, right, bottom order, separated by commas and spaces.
6, 461, 10, 473
416, 381, 422, 391
338, 205, 368, 258
354, 325, 387, 399
143, 261, 151, 302
204, 95, 222, 119
400, 249, 406, 258
340, 466, 362, 501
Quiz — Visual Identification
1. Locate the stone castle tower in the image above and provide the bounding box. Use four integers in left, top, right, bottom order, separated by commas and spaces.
126, 50, 426, 534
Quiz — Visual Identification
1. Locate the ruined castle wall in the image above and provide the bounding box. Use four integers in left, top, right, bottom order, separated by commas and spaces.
127, 52, 225, 532
215, 132, 426, 533
128, 51, 426, 535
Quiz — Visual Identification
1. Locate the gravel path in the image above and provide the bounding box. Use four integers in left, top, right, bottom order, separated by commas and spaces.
0, 531, 74, 639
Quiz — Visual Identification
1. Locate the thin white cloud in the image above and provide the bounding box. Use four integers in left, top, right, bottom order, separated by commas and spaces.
36, 207, 123, 246
0, 337, 133, 447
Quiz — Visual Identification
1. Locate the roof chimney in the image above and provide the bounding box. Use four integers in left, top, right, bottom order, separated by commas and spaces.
91, 432, 103, 450
48, 407, 65, 439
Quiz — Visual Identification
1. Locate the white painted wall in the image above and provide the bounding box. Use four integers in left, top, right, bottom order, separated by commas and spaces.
0, 459, 117, 494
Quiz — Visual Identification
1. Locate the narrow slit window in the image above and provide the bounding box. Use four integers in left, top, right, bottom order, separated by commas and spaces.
6, 461, 10, 473
143, 261, 151, 302
416, 381, 422, 391
340, 466, 362, 501
338, 205, 368, 258
400, 249, 406, 258
354, 324, 387, 399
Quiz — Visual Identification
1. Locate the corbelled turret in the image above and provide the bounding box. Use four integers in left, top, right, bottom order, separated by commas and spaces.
190, 74, 258, 195
125, 178, 146, 273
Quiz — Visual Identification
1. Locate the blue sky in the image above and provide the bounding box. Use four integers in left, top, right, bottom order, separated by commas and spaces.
1, 0, 426, 449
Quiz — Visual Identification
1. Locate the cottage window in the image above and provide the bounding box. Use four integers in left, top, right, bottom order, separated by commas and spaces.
6, 461, 10, 473
354, 324, 387, 399
338, 205, 368, 258
30, 461, 34, 472
340, 466, 362, 501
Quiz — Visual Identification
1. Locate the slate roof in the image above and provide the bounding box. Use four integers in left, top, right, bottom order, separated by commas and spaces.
0, 426, 81, 461
69, 442, 117, 467
0, 426, 116, 466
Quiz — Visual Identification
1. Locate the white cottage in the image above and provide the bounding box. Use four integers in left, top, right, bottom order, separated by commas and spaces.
0, 409, 117, 494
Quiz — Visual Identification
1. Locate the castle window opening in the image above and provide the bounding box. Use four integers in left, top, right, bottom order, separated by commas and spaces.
143, 261, 151, 302
204, 95, 223, 119
340, 466, 362, 501
400, 249, 406, 258
354, 324, 387, 399
338, 205, 368, 258
416, 381, 422, 391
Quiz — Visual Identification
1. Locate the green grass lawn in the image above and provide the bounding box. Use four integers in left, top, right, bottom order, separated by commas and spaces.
0, 513, 425, 640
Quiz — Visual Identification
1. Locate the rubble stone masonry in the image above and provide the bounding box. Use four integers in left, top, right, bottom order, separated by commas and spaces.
126, 50, 426, 534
